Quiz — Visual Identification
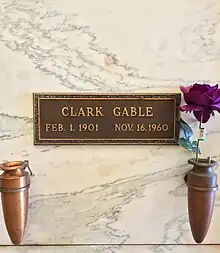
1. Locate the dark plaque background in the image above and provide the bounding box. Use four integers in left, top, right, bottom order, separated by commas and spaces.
33, 93, 181, 145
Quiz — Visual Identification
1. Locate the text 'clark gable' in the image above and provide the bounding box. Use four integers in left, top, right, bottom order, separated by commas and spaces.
61, 106, 154, 117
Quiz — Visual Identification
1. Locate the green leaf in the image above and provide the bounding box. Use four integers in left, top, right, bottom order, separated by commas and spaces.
178, 137, 193, 151
191, 141, 198, 147
191, 141, 201, 154
179, 118, 193, 140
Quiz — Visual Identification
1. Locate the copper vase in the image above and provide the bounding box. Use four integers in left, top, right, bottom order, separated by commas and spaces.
0, 160, 32, 245
186, 157, 218, 243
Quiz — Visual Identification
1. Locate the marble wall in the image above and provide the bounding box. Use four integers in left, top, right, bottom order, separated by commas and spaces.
0, 0, 220, 252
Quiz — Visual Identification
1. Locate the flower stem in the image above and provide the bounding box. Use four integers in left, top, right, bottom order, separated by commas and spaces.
195, 113, 203, 161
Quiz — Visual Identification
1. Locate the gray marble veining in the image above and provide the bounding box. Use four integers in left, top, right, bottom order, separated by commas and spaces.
0, 0, 220, 251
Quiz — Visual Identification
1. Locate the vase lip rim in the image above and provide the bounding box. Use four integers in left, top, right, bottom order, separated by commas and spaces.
0, 161, 26, 171
188, 157, 218, 168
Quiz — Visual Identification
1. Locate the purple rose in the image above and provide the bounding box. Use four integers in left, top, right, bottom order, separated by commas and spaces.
179, 83, 220, 123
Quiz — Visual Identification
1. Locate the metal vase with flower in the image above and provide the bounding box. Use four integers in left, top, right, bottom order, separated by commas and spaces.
178, 83, 220, 243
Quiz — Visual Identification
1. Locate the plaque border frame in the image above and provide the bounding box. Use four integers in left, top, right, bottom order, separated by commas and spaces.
33, 93, 181, 145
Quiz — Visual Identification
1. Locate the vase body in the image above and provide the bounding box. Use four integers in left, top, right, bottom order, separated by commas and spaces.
187, 158, 218, 243
0, 161, 30, 245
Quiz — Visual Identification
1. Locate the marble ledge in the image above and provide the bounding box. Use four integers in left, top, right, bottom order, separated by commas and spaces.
0, 245, 220, 253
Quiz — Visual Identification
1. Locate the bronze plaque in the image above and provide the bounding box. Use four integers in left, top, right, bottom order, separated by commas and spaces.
33, 93, 181, 145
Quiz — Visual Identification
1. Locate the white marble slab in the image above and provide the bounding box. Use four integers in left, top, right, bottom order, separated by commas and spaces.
0, 118, 219, 245
0, 0, 219, 246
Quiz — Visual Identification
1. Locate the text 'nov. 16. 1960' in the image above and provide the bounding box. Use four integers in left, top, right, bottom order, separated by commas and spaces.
33, 93, 180, 145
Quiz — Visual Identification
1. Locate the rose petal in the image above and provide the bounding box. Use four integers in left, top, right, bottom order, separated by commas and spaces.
180, 85, 192, 94
212, 84, 218, 89
193, 83, 218, 92
192, 83, 212, 92
183, 90, 213, 106
179, 104, 203, 112
193, 109, 213, 123
211, 88, 220, 104
180, 83, 220, 107
206, 85, 220, 101
211, 103, 220, 113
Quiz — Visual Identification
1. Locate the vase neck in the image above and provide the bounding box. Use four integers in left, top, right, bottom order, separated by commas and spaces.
193, 165, 213, 174
188, 158, 218, 174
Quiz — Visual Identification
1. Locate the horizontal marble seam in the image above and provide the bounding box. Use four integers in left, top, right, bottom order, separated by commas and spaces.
0, 243, 220, 246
